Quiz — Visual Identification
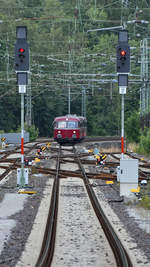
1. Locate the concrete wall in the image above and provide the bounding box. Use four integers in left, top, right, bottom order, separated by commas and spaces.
0, 132, 29, 144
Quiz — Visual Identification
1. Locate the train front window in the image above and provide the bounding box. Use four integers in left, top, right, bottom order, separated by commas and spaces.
57, 121, 67, 128
67, 121, 78, 128
57, 120, 78, 129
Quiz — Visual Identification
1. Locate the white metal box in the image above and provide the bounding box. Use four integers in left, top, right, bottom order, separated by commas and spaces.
119, 159, 138, 183
17, 168, 29, 185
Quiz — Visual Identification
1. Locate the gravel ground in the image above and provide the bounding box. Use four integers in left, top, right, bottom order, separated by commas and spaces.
16, 178, 54, 267
97, 181, 150, 266
51, 178, 116, 267
92, 181, 150, 267
0, 143, 150, 267
51, 148, 117, 266
0, 170, 50, 267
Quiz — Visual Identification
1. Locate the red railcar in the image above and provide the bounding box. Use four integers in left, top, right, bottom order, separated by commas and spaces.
53, 114, 87, 144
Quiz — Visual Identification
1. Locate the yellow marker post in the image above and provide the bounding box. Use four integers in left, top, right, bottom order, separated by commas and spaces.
47, 142, 51, 149
131, 186, 140, 193
41, 146, 46, 151
18, 189, 37, 194
106, 181, 114, 185
34, 158, 40, 163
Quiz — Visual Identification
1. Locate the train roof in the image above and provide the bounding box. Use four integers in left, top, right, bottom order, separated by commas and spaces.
53, 114, 86, 122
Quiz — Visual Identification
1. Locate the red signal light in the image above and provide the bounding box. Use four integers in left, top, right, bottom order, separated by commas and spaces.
19, 48, 25, 53
120, 50, 126, 56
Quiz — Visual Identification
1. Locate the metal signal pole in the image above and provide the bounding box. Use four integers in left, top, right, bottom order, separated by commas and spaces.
116, 30, 130, 158
68, 44, 72, 114
140, 38, 149, 118
18, 77, 28, 187
25, 71, 32, 126
68, 85, 71, 114
15, 26, 29, 188
82, 87, 86, 117
21, 87, 25, 185
121, 93, 125, 158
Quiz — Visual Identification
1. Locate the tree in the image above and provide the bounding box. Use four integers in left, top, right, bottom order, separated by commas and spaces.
125, 111, 140, 143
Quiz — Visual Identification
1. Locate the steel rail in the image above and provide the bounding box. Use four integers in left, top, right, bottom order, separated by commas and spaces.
35, 145, 60, 267
73, 147, 133, 267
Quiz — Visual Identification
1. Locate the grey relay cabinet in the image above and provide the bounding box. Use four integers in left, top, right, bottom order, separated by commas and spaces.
119, 159, 138, 183
117, 159, 139, 197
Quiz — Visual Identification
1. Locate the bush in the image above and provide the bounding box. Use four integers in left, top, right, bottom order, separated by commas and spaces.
138, 127, 150, 154
16, 124, 39, 141
139, 195, 150, 210
125, 112, 140, 143
25, 125, 39, 141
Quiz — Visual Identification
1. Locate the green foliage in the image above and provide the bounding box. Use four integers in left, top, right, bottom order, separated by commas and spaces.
87, 89, 120, 136
16, 125, 39, 141
138, 128, 150, 154
125, 112, 140, 143
139, 195, 150, 210
0, 0, 149, 139
25, 125, 39, 141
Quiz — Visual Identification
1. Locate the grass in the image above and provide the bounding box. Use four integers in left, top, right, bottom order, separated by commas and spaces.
99, 147, 121, 153
127, 141, 150, 158
31, 166, 39, 174
127, 143, 138, 153
138, 181, 150, 209
139, 195, 150, 210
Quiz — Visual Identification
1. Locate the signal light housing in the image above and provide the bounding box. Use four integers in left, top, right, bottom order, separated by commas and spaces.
116, 44, 130, 73
15, 40, 29, 71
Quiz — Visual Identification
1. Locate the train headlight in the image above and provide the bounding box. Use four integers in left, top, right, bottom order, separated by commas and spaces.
73, 131, 76, 133
58, 130, 61, 133
57, 134, 62, 138
72, 133, 77, 139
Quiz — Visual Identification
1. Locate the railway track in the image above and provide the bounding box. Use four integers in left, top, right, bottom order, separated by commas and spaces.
35, 145, 61, 267
0, 139, 150, 266
0, 141, 45, 182
0, 140, 117, 185
74, 147, 133, 267
0, 137, 150, 183
35, 145, 133, 267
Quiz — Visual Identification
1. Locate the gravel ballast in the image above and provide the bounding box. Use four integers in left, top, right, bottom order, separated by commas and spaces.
0, 143, 150, 266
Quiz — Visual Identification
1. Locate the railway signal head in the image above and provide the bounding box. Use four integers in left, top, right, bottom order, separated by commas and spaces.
15, 26, 29, 72
18, 47, 25, 64
15, 40, 29, 71
116, 44, 130, 73
116, 30, 130, 74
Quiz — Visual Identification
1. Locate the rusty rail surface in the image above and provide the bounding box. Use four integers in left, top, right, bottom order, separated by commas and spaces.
73, 147, 133, 267
35, 146, 60, 267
